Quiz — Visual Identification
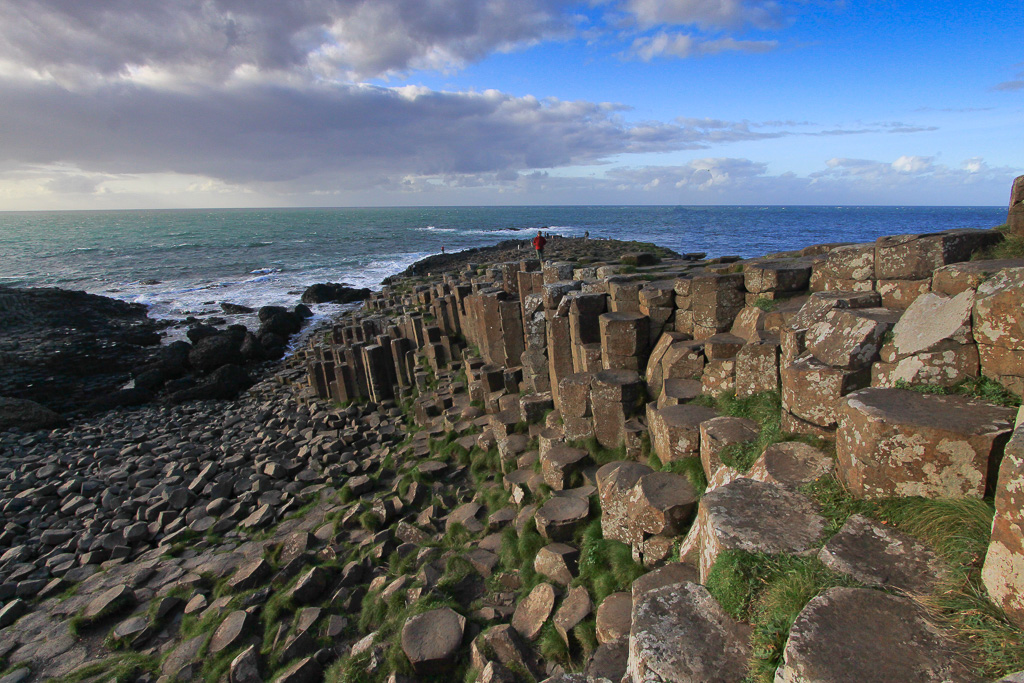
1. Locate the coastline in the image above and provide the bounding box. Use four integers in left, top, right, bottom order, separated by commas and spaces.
2, 225, 1023, 682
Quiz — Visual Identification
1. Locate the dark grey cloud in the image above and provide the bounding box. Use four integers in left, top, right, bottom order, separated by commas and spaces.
0, 78, 753, 186
0, 0, 575, 80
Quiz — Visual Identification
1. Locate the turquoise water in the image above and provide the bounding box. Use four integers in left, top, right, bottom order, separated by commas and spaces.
0, 206, 1006, 324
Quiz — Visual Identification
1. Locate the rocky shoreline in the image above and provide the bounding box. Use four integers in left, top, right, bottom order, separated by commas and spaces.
2, 222, 1024, 683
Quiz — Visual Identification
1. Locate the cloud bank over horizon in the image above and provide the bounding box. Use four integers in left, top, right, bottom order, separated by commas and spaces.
0, 0, 1020, 208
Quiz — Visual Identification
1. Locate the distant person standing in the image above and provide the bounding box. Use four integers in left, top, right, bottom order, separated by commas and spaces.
584, 230, 589, 240
532, 230, 547, 261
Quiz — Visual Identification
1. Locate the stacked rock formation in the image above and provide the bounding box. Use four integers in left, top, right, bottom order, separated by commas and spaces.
291, 225, 1023, 682
3, 221, 1024, 683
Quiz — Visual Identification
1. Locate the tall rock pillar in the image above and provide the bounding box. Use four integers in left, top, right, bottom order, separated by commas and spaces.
1009, 175, 1024, 238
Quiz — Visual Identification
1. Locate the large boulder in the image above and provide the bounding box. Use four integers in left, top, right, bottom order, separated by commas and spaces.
0, 397, 66, 431
167, 364, 253, 404
983, 426, 1024, 628
836, 388, 1016, 499
775, 587, 978, 683
188, 329, 245, 374
401, 607, 466, 674
1010, 175, 1024, 237
301, 282, 371, 304
627, 583, 751, 683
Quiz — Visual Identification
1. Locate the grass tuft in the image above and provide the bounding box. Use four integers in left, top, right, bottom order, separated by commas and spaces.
893, 377, 1021, 409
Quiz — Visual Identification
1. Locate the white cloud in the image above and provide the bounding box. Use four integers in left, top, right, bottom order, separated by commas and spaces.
622, 0, 789, 30
630, 31, 777, 59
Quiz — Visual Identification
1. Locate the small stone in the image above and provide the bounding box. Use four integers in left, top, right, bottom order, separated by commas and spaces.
229, 558, 272, 591
229, 645, 262, 683
596, 591, 631, 644
82, 584, 135, 621
511, 582, 557, 641
209, 610, 256, 655
553, 585, 592, 646
534, 543, 580, 586
400, 607, 466, 674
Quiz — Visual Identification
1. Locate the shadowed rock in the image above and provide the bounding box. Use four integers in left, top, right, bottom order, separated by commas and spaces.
401, 607, 466, 674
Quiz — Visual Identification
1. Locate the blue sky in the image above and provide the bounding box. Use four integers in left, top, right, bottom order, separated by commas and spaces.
0, 0, 1020, 209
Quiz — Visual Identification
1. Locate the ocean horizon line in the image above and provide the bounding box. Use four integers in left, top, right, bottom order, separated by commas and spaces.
0, 203, 1006, 215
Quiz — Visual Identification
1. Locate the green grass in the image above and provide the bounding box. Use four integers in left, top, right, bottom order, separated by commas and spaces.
752, 297, 777, 312
799, 474, 1024, 679
658, 457, 708, 497
53, 653, 158, 683
572, 519, 645, 604
568, 435, 626, 468
972, 230, 1024, 260
705, 550, 862, 681
894, 377, 1021, 409
496, 524, 547, 598
359, 511, 383, 532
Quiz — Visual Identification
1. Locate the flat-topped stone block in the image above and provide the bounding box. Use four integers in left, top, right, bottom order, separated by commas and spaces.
535, 496, 589, 541
699, 416, 759, 480
627, 583, 751, 683
775, 587, 977, 683
695, 478, 826, 582
597, 461, 653, 544
657, 378, 702, 408
747, 441, 833, 490
837, 388, 1016, 499
402, 607, 466, 674
540, 446, 591, 491
627, 471, 698, 541
596, 591, 632, 644
819, 514, 945, 594
782, 352, 870, 429
647, 403, 719, 464
805, 307, 901, 370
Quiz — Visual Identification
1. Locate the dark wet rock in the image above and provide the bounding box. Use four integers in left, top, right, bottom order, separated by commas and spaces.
167, 364, 253, 403
0, 397, 66, 431
188, 330, 245, 373
221, 302, 255, 314
0, 285, 161, 414
301, 283, 371, 305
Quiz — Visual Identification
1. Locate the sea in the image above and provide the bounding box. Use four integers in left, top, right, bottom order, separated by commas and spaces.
0, 205, 1007, 341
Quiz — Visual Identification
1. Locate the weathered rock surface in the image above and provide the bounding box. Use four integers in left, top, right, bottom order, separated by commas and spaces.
628, 583, 751, 683
983, 426, 1024, 628
818, 514, 945, 593
401, 607, 466, 674
775, 587, 978, 683
837, 388, 1015, 499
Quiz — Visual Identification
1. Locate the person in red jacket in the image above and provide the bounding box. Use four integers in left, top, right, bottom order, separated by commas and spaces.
532, 230, 547, 261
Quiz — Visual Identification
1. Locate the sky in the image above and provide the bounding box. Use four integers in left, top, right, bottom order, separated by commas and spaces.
0, 0, 1021, 210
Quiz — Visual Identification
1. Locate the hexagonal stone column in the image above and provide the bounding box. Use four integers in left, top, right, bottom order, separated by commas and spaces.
646, 403, 718, 464
983, 427, 1024, 628
600, 312, 650, 372
775, 587, 976, 683
591, 369, 645, 449
695, 478, 826, 582
836, 388, 1015, 499
627, 583, 751, 683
